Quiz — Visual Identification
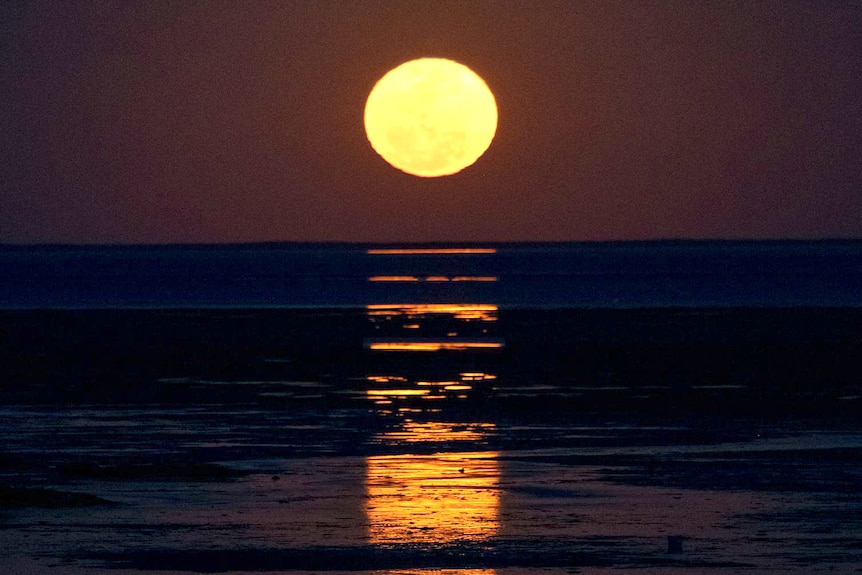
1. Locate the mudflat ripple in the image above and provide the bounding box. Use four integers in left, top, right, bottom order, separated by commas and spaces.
1, 405, 861, 574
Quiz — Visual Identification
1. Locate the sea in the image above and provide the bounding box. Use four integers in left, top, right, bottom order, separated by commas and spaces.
2, 240, 862, 309
1, 241, 861, 574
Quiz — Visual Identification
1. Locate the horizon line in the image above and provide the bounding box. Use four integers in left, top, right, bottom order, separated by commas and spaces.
2, 237, 862, 249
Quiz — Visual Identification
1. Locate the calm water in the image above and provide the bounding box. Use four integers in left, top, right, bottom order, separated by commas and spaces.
2, 241, 861, 309
1, 241, 861, 573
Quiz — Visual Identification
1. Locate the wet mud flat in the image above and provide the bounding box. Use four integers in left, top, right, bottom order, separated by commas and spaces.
1, 306, 861, 573
2, 407, 861, 574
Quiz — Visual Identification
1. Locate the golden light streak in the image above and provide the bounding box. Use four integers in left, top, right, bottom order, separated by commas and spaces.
366, 374, 493, 404
366, 389, 430, 397
366, 303, 498, 321
367, 304, 498, 311
460, 372, 498, 381
451, 276, 498, 282
367, 341, 504, 352
386, 421, 496, 443
367, 276, 420, 282
367, 375, 408, 383
367, 275, 496, 282
416, 381, 460, 386
365, 451, 499, 544
385, 571, 493, 575
367, 248, 497, 255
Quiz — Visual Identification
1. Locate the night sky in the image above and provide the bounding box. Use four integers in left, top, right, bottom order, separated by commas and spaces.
3, 1, 861, 244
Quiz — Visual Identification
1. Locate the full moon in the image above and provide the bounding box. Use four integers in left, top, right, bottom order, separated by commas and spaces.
364, 58, 498, 178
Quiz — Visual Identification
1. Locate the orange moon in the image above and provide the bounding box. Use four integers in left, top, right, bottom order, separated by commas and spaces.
364, 58, 498, 178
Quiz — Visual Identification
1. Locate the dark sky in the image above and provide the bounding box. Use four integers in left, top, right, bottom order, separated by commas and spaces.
3, 1, 861, 243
